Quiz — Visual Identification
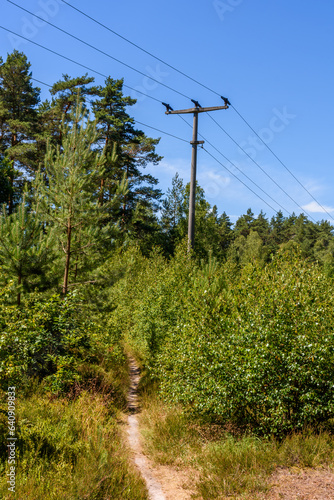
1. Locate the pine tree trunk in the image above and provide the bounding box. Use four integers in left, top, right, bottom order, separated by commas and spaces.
98, 134, 109, 206
17, 273, 21, 306
121, 166, 129, 228
63, 219, 72, 294
74, 256, 79, 281
8, 134, 17, 215
8, 166, 14, 215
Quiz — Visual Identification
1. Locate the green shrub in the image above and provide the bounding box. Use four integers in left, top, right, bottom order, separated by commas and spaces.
110, 245, 334, 435
110, 243, 195, 369
154, 251, 334, 436
0, 291, 101, 392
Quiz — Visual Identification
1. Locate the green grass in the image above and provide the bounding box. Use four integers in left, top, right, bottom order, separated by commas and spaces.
139, 393, 334, 499
0, 378, 148, 499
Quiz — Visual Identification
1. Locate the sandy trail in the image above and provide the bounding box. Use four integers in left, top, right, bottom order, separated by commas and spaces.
127, 357, 166, 500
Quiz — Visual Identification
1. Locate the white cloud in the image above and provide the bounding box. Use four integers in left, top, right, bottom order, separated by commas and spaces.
303, 181, 323, 194
302, 201, 334, 213
146, 159, 190, 180
199, 170, 231, 199
199, 170, 230, 185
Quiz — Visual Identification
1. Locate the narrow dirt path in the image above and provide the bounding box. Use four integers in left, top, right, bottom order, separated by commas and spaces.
125, 357, 334, 500
126, 357, 167, 500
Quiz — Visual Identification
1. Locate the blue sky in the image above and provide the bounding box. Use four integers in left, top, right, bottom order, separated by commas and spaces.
1, 0, 334, 223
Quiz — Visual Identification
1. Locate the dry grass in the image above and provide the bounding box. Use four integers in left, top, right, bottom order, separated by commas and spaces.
139, 393, 334, 499
0, 386, 148, 499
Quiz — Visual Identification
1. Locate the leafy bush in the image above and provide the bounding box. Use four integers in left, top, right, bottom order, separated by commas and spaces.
110, 243, 195, 370
119, 248, 334, 436
156, 251, 334, 435
0, 291, 101, 392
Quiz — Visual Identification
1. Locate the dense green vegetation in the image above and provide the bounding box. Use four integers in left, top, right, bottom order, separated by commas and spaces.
111, 246, 334, 437
1, 50, 334, 497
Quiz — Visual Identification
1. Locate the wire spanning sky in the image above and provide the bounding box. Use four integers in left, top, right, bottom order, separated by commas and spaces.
1, 0, 334, 223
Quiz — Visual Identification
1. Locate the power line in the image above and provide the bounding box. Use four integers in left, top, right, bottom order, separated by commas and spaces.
134, 121, 188, 143
1, 16, 329, 221
29, 77, 307, 220
30, 76, 283, 216
31, 77, 52, 88
230, 105, 334, 222
206, 114, 317, 221
0, 25, 162, 104
7, 1, 191, 101
177, 115, 292, 216
3, 8, 316, 219
54, 1, 332, 221
25, 77, 190, 145
8, 10, 314, 219
202, 147, 278, 214
59, 0, 219, 97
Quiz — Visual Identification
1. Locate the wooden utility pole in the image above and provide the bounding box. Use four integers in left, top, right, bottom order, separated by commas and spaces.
163, 99, 229, 251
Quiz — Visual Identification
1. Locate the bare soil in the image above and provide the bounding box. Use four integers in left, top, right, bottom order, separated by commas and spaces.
126, 357, 334, 500
264, 467, 334, 500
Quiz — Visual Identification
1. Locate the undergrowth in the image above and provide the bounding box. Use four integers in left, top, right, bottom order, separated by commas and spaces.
0, 384, 148, 499
0, 332, 148, 499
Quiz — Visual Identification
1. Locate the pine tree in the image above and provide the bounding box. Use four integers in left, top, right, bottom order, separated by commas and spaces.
126, 203, 162, 256
217, 211, 234, 257
0, 51, 40, 211
38, 74, 99, 147
0, 156, 23, 210
35, 103, 126, 294
0, 193, 54, 305
92, 78, 162, 232
160, 172, 185, 253
270, 210, 286, 245
251, 211, 270, 240
234, 208, 255, 237
161, 173, 185, 230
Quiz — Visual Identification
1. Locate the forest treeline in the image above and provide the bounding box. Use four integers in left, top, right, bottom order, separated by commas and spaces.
1, 50, 334, 308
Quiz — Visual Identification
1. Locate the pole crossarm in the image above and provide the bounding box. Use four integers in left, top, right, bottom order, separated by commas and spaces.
165, 105, 228, 115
